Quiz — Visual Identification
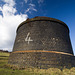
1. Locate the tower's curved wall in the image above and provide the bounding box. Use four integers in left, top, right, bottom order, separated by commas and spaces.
13, 17, 73, 54
8, 17, 74, 69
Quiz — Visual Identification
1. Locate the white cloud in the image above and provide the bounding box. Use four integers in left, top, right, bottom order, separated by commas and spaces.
32, 7, 37, 12
25, 3, 37, 14
25, 7, 37, 13
24, 0, 44, 14
24, 0, 28, 3
38, 0, 44, 4
29, 3, 35, 7
0, 0, 28, 51
1, 4, 17, 16
25, 8, 31, 13
24, 0, 44, 4
3, 0, 15, 6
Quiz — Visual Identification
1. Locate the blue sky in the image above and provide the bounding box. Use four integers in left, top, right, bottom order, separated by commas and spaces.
0, 0, 75, 55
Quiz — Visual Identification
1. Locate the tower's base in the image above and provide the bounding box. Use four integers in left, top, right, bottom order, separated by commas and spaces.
8, 50, 75, 69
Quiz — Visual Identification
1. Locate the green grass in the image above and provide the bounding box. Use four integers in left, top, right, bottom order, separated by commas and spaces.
0, 52, 75, 75
0, 52, 37, 75
0, 52, 9, 56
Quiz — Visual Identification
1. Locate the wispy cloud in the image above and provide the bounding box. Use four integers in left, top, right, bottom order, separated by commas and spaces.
29, 3, 35, 7
24, 0, 28, 3
24, 0, 44, 4
25, 7, 37, 14
0, 0, 28, 51
25, 3, 37, 14
24, 0, 44, 14
25, 8, 31, 13
32, 8, 37, 12
38, 0, 44, 4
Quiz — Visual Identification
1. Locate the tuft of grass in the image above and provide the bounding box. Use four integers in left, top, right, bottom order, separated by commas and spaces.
62, 68, 71, 75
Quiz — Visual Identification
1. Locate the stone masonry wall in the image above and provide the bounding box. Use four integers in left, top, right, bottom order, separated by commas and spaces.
8, 52, 72, 69
13, 20, 73, 54
8, 17, 74, 69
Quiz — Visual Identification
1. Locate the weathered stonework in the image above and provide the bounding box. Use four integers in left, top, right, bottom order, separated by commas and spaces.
8, 16, 75, 69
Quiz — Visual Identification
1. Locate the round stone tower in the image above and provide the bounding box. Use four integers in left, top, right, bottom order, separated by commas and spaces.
8, 17, 74, 69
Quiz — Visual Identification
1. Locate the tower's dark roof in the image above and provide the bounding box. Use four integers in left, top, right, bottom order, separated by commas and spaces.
17, 16, 69, 32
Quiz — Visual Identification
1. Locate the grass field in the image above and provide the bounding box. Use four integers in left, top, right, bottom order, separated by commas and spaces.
0, 52, 75, 75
